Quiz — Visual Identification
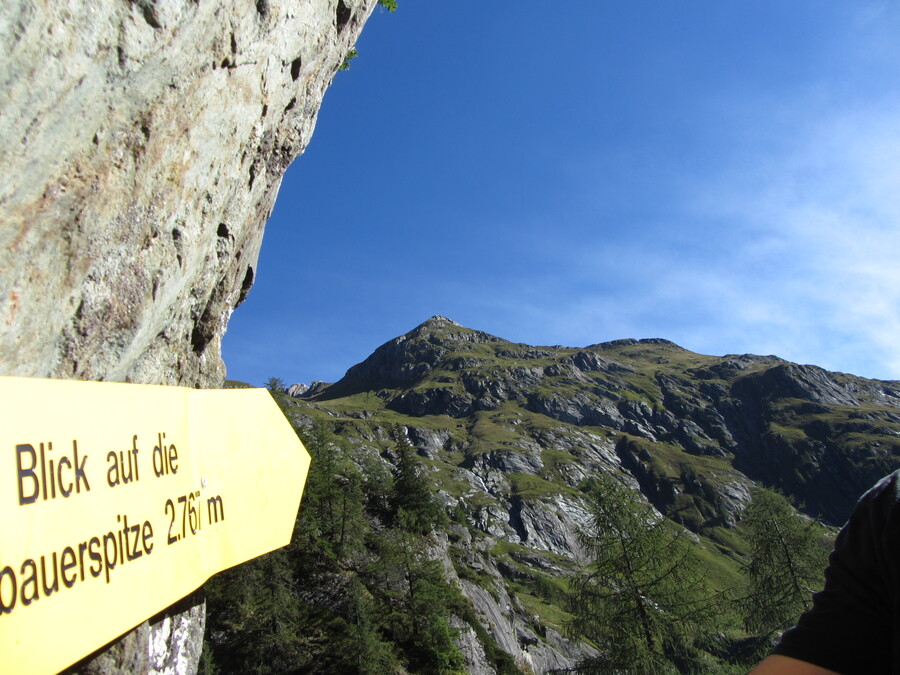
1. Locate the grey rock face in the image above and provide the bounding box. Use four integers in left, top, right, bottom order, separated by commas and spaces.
526, 390, 625, 428
513, 496, 587, 556
2, 1, 378, 672
420, 526, 594, 673
457, 577, 590, 673
61, 590, 206, 675
147, 590, 208, 675
472, 448, 545, 476
286, 382, 310, 397
747, 363, 887, 407
407, 426, 453, 459
390, 386, 476, 417
0, 0, 377, 387
450, 617, 495, 675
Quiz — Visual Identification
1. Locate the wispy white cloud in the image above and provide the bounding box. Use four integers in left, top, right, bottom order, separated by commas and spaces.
482, 99, 900, 380
684, 105, 900, 378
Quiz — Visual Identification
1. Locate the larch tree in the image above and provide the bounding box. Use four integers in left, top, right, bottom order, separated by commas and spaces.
741, 486, 830, 643
568, 473, 722, 673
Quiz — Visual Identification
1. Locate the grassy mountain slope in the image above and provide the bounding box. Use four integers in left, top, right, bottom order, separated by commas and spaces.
209, 316, 900, 673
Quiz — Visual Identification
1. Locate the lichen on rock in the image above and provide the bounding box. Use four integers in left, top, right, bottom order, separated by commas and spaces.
0, 0, 377, 388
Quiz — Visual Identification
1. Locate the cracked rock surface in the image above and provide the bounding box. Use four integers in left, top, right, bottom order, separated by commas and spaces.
1, 0, 376, 387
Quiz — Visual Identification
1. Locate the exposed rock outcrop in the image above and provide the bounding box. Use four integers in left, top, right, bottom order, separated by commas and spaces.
1, 0, 377, 387
1, 1, 378, 672
322, 316, 507, 397
287, 382, 310, 397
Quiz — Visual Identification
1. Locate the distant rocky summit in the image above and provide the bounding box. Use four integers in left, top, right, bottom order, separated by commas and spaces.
287, 380, 331, 398
287, 383, 311, 397
0, 1, 378, 672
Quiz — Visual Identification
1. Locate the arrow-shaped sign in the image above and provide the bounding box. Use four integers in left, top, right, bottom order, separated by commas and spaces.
0, 377, 310, 675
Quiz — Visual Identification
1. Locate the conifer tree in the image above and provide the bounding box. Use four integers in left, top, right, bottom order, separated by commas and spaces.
390, 426, 443, 534
265, 376, 286, 393
345, 577, 399, 674
367, 528, 464, 673
741, 486, 829, 642
202, 548, 303, 674
568, 473, 720, 673
294, 420, 366, 566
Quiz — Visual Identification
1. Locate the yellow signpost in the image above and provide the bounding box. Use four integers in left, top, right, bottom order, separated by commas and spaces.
0, 377, 310, 675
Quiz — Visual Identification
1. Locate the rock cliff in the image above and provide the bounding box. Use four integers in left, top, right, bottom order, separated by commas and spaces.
0, 0, 377, 386
1, 1, 378, 672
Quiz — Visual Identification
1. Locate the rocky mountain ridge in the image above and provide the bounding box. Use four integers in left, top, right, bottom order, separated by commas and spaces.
297, 316, 900, 524
260, 316, 900, 671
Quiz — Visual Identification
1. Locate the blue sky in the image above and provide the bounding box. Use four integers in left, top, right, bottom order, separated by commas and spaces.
222, 1, 900, 387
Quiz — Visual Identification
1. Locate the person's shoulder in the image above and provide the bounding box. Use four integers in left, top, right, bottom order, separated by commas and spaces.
844, 469, 900, 537
858, 470, 900, 511
863, 469, 900, 498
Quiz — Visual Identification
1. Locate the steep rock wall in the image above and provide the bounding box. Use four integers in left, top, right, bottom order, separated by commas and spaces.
1, 0, 378, 671
1, 0, 377, 386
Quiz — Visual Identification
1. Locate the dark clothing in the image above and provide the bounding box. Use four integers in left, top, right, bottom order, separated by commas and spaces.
772, 470, 900, 674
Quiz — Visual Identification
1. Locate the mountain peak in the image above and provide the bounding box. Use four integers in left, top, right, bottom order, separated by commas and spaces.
418, 315, 461, 329
313, 317, 505, 398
